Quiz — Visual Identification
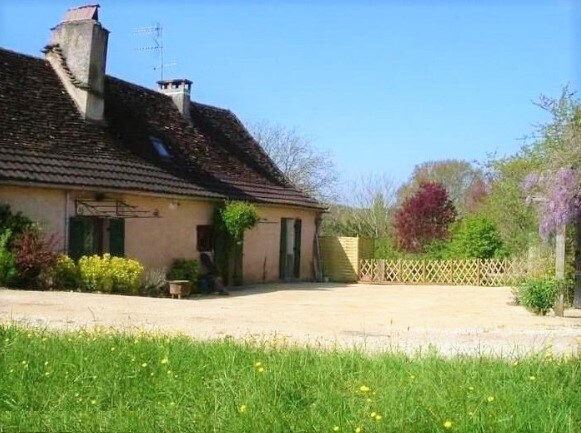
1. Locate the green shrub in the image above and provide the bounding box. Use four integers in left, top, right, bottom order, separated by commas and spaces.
50, 255, 80, 290
78, 254, 143, 294
0, 229, 18, 287
0, 204, 33, 248
220, 201, 259, 241
517, 276, 560, 315
448, 215, 506, 259
168, 258, 198, 283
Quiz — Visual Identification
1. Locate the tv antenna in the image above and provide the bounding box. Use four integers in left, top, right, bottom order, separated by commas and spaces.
134, 23, 176, 81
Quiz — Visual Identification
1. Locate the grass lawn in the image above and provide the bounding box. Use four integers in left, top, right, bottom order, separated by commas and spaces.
0, 325, 579, 433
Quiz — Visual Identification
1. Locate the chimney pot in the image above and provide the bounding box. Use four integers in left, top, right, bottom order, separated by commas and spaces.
157, 79, 192, 121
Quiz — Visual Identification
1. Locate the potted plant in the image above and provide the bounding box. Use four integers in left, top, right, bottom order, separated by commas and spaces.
167, 259, 198, 299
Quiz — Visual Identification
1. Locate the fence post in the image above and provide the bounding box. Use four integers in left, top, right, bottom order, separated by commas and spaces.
380, 259, 385, 282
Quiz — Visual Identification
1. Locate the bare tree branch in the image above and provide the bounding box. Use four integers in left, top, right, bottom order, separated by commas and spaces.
249, 121, 339, 202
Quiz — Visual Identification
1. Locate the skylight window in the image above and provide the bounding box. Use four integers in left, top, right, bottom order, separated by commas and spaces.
150, 137, 171, 158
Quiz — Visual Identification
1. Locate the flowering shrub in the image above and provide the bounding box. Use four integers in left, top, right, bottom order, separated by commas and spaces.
50, 255, 80, 290
78, 254, 143, 294
110, 256, 143, 294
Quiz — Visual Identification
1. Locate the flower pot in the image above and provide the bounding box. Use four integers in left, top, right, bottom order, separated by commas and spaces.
168, 280, 191, 299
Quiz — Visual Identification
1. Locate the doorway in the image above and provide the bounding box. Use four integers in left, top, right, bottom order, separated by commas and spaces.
279, 218, 302, 281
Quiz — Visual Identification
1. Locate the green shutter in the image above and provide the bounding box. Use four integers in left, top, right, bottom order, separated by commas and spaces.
68, 217, 85, 261
279, 218, 288, 280
109, 218, 125, 257
293, 219, 302, 279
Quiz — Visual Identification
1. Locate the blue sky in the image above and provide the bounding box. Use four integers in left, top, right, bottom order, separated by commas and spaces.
0, 1, 578, 199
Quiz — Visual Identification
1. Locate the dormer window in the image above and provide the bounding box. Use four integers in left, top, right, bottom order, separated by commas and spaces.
150, 136, 171, 158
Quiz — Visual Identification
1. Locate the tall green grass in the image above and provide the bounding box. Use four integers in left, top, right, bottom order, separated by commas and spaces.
0, 325, 578, 432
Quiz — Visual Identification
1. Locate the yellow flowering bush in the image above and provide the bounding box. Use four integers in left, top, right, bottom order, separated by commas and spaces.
78, 254, 143, 294
110, 256, 143, 294
49, 254, 80, 290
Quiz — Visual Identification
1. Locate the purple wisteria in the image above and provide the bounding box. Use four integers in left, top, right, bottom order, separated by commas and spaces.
524, 167, 581, 239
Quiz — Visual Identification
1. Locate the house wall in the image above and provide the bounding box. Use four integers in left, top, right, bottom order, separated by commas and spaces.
1, 185, 67, 250
243, 207, 318, 283
1, 184, 319, 284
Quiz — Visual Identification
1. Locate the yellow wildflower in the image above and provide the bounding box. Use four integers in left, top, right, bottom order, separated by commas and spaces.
161, 357, 169, 364
375, 415, 382, 421
254, 361, 262, 367
359, 385, 370, 392
355, 427, 362, 433
333, 427, 340, 432
258, 367, 265, 373
443, 420, 453, 429
141, 362, 148, 368
238, 404, 247, 414
370, 412, 376, 417
487, 396, 494, 403
529, 376, 536, 381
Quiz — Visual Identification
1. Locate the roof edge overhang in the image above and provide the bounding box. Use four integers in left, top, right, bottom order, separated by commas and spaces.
0, 180, 328, 213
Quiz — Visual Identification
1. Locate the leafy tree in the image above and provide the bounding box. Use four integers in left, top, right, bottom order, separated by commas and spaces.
448, 215, 506, 259
397, 159, 484, 216
480, 155, 538, 255
220, 201, 259, 243
249, 121, 338, 202
518, 88, 581, 306
394, 181, 457, 253
215, 201, 259, 286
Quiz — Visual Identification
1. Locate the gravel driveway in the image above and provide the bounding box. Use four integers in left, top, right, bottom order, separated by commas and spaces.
1, 283, 580, 357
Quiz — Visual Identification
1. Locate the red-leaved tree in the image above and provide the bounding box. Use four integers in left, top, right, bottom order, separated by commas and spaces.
394, 181, 457, 253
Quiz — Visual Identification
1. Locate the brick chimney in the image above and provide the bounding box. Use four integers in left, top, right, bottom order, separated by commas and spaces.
44, 4, 109, 123
157, 79, 192, 121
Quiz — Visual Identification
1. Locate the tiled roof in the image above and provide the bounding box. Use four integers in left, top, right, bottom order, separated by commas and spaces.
0, 48, 323, 209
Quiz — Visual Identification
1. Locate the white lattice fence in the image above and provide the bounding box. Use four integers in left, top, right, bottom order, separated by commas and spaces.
359, 257, 548, 287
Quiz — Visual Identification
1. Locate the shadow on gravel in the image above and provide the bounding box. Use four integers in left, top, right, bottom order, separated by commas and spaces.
190, 282, 351, 300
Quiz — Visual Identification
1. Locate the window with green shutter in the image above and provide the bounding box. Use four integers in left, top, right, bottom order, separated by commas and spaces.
108, 218, 125, 257
68, 217, 125, 259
